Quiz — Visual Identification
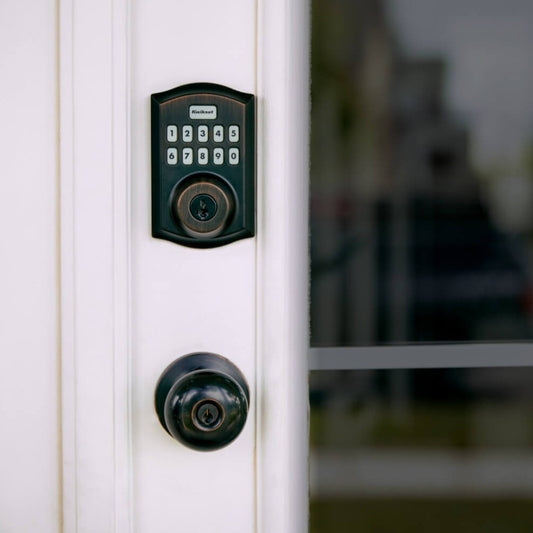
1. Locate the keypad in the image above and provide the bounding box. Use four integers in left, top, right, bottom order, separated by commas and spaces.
152, 83, 255, 248
165, 124, 240, 167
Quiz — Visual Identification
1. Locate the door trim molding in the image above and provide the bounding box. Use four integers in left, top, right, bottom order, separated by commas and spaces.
59, 0, 132, 531
256, 0, 310, 531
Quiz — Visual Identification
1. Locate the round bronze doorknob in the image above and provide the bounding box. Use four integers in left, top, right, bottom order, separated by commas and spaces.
155, 353, 249, 451
172, 175, 235, 238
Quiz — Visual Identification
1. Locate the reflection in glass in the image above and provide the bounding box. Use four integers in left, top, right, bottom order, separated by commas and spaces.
310, 0, 533, 345
310, 367, 533, 532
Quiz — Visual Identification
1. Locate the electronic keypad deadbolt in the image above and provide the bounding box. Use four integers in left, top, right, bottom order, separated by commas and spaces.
151, 83, 255, 248
155, 353, 249, 451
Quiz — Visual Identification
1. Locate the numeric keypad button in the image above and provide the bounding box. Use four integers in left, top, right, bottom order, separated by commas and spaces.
182, 148, 193, 165
213, 148, 224, 165
213, 125, 224, 142
198, 125, 208, 142
167, 148, 178, 165
229, 125, 239, 143
229, 147, 239, 165
167, 125, 178, 142
182, 125, 193, 142
198, 148, 208, 165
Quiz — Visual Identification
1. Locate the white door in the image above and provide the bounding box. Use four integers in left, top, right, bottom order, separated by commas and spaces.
1, 1, 309, 533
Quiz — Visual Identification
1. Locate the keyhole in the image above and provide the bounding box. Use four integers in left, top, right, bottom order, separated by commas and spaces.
193, 400, 223, 431
189, 194, 218, 222
197, 199, 209, 220
201, 406, 214, 424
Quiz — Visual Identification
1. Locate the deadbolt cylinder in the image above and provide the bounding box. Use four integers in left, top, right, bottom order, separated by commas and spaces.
172, 175, 235, 238
154, 353, 249, 451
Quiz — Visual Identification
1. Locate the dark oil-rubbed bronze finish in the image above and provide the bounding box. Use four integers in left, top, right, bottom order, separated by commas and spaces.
151, 82, 255, 248
172, 175, 235, 238
154, 353, 249, 451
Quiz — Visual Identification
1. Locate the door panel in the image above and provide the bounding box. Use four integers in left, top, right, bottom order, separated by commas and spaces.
131, 1, 256, 531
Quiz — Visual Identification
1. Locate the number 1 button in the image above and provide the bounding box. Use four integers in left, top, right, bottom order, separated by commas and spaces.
167, 125, 178, 142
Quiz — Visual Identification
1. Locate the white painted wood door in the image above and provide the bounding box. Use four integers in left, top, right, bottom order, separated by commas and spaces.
0, 1, 309, 532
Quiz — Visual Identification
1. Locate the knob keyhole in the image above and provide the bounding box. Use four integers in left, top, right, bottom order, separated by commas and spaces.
194, 400, 223, 431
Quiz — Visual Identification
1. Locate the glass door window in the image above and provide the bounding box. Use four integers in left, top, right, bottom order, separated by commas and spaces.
310, 0, 533, 346
309, 1, 533, 531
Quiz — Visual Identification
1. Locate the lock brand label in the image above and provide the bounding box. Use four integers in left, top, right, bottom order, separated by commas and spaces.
189, 105, 217, 119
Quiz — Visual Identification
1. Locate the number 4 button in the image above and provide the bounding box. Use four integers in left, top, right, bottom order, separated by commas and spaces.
213, 125, 224, 142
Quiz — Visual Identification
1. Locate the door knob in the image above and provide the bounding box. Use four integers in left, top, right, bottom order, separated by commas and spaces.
155, 353, 249, 451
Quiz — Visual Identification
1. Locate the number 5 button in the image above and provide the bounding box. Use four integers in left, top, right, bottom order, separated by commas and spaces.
229, 125, 239, 142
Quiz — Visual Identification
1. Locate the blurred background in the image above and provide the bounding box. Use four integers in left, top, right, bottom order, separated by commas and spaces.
311, 0, 533, 346
309, 0, 533, 530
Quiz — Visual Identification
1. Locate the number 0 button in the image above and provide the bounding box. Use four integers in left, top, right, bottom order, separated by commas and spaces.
229, 148, 239, 165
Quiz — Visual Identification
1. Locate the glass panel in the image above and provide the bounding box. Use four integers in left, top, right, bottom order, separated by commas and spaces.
310, 367, 533, 532
310, 0, 533, 345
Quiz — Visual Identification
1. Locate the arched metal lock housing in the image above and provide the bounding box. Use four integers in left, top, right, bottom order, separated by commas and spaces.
155, 353, 249, 451
151, 83, 255, 248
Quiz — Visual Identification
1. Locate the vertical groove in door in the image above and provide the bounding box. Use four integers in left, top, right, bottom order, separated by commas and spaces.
59, 0, 132, 531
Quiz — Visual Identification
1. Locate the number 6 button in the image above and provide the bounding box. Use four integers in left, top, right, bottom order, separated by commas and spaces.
167, 148, 178, 165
